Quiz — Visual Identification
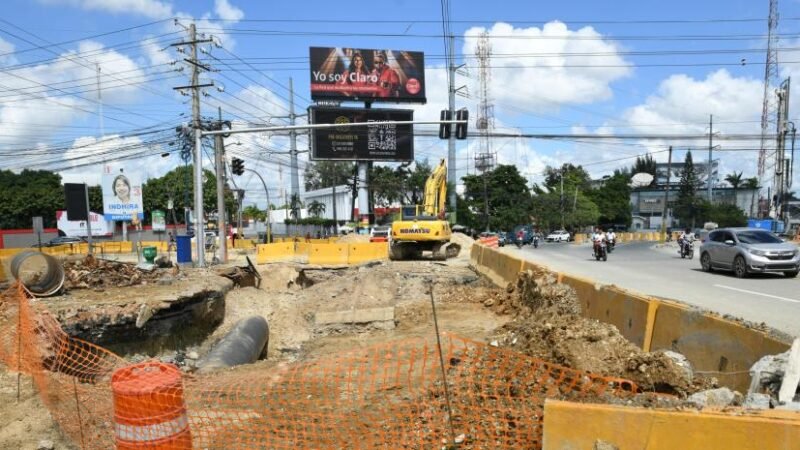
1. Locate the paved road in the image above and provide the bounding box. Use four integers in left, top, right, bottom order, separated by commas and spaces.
506, 240, 800, 338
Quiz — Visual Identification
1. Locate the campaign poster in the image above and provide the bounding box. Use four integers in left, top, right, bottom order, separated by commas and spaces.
309, 47, 426, 103
102, 165, 144, 221
152, 210, 166, 232
309, 107, 414, 161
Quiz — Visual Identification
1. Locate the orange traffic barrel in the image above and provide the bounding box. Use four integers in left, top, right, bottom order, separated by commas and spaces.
111, 362, 192, 449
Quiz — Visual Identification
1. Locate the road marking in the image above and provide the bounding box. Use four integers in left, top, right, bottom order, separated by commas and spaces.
713, 284, 800, 304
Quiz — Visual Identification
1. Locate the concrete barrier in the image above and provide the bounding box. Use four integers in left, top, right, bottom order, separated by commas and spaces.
543, 400, 800, 450
256, 243, 295, 264
471, 246, 792, 392
308, 243, 348, 265
347, 243, 388, 264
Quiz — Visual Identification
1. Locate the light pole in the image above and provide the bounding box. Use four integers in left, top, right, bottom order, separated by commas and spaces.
242, 168, 272, 244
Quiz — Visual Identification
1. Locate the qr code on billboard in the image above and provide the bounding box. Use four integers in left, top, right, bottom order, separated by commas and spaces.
368, 121, 397, 151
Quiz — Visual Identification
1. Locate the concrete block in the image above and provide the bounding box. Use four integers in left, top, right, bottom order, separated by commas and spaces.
744, 393, 772, 410
663, 350, 694, 380
688, 387, 737, 409
315, 307, 395, 325
778, 338, 800, 403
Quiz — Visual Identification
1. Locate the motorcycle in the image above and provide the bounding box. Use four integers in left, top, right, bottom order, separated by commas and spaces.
533, 235, 539, 248
593, 240, 608, 262
515, 235, 524, 249
607, 238, 616, 253
679, 239, 694, 259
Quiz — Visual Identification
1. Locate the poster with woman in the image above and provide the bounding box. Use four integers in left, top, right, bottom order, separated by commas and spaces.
309, 47, 426, 103
102, 165, 144, 221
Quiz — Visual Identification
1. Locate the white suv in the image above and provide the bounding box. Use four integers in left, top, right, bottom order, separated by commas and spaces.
546, 230, 571, 242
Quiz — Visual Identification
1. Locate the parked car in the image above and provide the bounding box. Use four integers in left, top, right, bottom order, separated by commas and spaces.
546, 229, 571, 242
369, 225, 391, 242
44, 236, 86, 247
339, 224, 355, 235
700, 227, 800, 278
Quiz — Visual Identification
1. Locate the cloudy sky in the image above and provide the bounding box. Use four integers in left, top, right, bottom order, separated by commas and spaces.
1, 0, 799, 209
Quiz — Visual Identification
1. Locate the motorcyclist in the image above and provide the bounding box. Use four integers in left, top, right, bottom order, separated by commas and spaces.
677, 227, 695, 254
532, 228, 540, 247
516, 229, 525, 247
606, 229, 617, 251
592, 227, 606, 256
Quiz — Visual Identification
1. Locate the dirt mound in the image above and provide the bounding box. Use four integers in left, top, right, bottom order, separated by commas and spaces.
487, 270, 708, 397
337, 233, 370, 243
63, 255, 170, 290
449, 232, 474, 254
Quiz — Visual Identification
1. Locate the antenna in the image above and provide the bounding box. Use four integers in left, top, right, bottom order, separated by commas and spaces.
757, 0, 780, 187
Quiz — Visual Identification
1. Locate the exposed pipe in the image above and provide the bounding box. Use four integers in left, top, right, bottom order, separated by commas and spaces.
196, 316, 269, 373
10, 251, 65, 297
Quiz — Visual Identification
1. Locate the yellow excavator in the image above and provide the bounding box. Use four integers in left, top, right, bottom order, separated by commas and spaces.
389, 158, 461, 260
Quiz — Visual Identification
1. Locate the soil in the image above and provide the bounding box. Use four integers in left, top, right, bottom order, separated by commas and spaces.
0, 243, 714, 448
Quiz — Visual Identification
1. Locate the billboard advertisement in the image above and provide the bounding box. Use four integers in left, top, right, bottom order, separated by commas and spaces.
309, 47, 426, 103
102, 165, 144, 221
56, 210, 113, 237
309, 107, 414, 161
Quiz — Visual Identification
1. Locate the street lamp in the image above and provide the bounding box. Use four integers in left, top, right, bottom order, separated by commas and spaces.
241, 168, 272, 244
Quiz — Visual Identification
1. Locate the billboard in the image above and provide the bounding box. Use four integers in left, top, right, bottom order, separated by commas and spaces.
309, 107, 414, 161
152, 210, 166, 232
102, 165, 144, 221
56, 210, 113, 237
309, 47, 426, 103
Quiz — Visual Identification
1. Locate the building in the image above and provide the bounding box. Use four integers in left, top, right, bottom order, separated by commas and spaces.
628, 161, 758, 230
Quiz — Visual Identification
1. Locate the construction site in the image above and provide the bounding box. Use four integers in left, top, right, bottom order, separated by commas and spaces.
1, 230, 799, 450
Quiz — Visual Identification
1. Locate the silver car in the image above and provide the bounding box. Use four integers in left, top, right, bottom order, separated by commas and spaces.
699, 227, 800, 278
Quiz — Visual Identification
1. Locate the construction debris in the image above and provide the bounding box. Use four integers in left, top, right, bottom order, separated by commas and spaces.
748, 338, 800, 409
687, 387, 740, 409
63, 255, 167, 290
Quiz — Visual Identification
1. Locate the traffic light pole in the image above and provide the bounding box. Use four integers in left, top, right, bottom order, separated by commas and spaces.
214, 132, 227, 263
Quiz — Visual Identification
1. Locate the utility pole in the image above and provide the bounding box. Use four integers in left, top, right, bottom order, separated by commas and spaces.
707, 114, 713, 204
172, 22, 213, 267
661, 146, 673, 241
289, 77, 300, 215
214, 107, 227, 263
447, 33, 457, 221
775, 78, 791, 221
560, 169, 565, 230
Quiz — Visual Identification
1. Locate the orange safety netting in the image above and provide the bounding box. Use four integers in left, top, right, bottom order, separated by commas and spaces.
0, 283, 637, 449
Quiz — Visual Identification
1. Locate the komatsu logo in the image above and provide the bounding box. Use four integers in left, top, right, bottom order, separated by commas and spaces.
400, 228, 430, 234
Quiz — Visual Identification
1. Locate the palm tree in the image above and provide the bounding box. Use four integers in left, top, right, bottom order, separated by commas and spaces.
742, 177, 759, 217
724, 171, 743, 206
307, 200, 326, 218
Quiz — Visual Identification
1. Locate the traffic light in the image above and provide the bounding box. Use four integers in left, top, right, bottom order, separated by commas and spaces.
231, 157, 244, 176
438, 109, 452, 139
455, 108, 469, 140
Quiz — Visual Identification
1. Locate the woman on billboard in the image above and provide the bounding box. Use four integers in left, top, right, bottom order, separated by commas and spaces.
337, 52, 371, 95
112, 174, 131, 203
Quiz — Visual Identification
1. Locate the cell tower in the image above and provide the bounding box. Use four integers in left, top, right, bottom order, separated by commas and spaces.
474, 31, 495, 174
757, 0, 780, 181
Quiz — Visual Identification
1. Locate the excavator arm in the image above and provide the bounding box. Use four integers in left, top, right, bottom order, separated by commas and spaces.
423, 159, 448, 217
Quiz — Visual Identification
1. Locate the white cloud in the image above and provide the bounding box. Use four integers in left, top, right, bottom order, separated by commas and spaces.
462, 21, 631, 113
215, 0, 244, 22
39, 0, 174, 19
0, 41, 146, 148
0, 36, 17, 66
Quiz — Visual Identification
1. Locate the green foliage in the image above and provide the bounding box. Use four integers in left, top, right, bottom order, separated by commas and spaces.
242, 204, 266, 221
674, 151, 702, 226
141, 164, 236, 225
307, 200, 326, 218
369, 165, 406, 207
631, 154, 657, 185
724, 171, 743, 191
588, 171, 632, 226
697, 201, 747, 227
0, 169, 66, 228
544, 163, 591, 192
304, 161, 354, 190
742, 177, 759, 190
283, 217, 336, 226
531, 189, 599, 231
462, 165, 532, 231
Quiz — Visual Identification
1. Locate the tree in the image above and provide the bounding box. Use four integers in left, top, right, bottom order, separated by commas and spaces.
462, 165, 532, 231
141, 165, 236, 225
0, 169, 66, 229
698, 201, 747, 227
588, 170, 632, 227
289, 193, 303, 220
304, 161, 354, 190
307, 200, 326, 218
242, 205, 266, 222
403, 160, 432, 205
742, 177, 759, 218
544, 163, 591, 192
674, 151, 701, 227
724, 171, 743, 205
368, 165, 405, 207
631, 154, 657, 186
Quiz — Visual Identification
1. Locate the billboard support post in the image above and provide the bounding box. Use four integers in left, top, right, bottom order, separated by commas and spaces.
83, 184, 93, 256
32, 217, 43, 251
447, 34, 457, 222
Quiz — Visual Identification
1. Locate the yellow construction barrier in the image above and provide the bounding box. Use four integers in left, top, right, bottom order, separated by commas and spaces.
233, 238, 255, 249
346, 242, 388, 264
308, 243, 348, 265
473, 246, 792, 393
256, 242, 295, 264
543, 400, 800, 450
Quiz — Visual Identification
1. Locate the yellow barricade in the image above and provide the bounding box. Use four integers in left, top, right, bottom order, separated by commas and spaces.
256, 243, 295, 264
0, 256, 7, 282
308, 243, 348, 265
234, 239, 255, 249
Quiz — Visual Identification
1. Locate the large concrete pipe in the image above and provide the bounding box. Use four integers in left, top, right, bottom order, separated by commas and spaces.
196, 316, 269, 373
10, 251, 65, 297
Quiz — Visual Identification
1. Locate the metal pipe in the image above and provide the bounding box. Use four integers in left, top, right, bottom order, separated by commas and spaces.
196, 316, 269, 373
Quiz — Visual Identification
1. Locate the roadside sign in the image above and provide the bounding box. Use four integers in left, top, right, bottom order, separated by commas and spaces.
32, 216, 43, 234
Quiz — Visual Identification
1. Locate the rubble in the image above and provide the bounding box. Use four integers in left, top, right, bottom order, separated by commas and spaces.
687, 387, 740, 409
744, 393, 772, 410
63, 255, 168, 290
